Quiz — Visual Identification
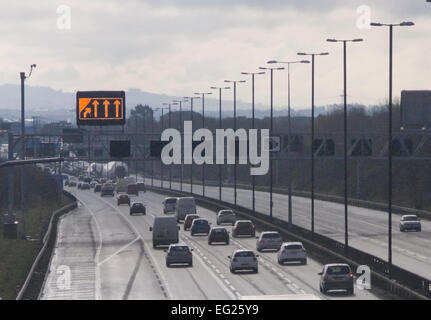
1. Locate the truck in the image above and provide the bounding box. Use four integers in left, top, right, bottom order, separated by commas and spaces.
149, 216, 179, 248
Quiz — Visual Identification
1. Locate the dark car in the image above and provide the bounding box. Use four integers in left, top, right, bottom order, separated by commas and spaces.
190, 219, 211, 236
319, 264, 354, 295
117, 194, 131, 206
101, 183, 115, 197
130, 202, 146, 215
208, 227, 229, 245
165, 244, 193, 267
136, 182, 146, 192
184, 214, 199, 231
94, 184, 102, 192
81, 183, 90, 190
232, 220, 255, 238
69, 181, 77, 187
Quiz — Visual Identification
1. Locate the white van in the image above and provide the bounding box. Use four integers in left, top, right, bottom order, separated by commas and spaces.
175, 197, 197, 222
149, 216, 179, 248
163, 197, 178, 214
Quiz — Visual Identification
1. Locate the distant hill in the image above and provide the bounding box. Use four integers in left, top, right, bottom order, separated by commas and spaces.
0, 84, 326, 122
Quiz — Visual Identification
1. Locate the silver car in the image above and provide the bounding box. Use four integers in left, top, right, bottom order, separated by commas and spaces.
228, 250, 259, 273
256, 231, 283, 252
165, 244, 193, 267
216, 210, 236, 225
399, 215, 421, 232
277, 242, 307, 265
319, 264, 354, 295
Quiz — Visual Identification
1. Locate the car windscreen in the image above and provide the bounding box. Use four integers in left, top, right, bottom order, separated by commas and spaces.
234, 251, 255, 258
403, 216, 418, 221
327, 266, 350, 275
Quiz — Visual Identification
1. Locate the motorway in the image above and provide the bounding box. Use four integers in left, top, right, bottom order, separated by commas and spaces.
144, 178, 431, 282
41, 186, 378, 300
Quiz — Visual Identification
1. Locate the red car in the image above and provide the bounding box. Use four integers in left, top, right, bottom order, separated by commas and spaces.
117, 194, 131, 206
184, 214, 200, 231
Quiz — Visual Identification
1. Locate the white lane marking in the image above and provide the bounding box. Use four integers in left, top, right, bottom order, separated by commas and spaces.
98, 236, 141, 266
72, 193, 103, 300
87, 193, 173, 300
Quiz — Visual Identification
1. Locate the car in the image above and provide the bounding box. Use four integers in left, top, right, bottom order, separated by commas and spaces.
228, 250, 258, 273
216, 209, 236, 226
165, 244, 193, 267
136, 182, 146, 192
94, 184, 102, 192
101, 183, 115, 197
190, 219, 211, 236
77, 182, 82, 189
183, 214, 200, 231
232, 220, 255, 238
130, 202, 146, 215
117, 194, 131, 206
319, 264, 354, 295
277, 242, 307, 265
83, 176, 92, 183
69, 180, 77, 187
90, 181, 97, 188
256, 231, 283, 252
65, 179, 70, 186
163, 197, 178, 214
399, 215, 421, 232
208, 227, 229, 245
100, 178, 107, 184
81, 183, 90, 190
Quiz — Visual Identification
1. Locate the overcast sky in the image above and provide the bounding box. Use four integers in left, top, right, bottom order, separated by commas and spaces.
0, 0, 430, 110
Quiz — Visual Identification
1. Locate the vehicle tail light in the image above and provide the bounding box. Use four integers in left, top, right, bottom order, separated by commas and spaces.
260, 240, 264, 243
281, 249, 286, 254
349, 273, 353, 278
324, 274, 328, 280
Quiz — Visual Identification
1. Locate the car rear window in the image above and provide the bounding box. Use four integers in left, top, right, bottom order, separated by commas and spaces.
234, 251, 255, 258
285, 244, 303, 250
171, 246, 189, 252
213, 229, 227, 233
262, 233, 281, 239
194, 220, 208, 225
327, 266, 351, 275
220, 211, 233, 215
403, 216, 418, 221
166, 199, 177, 204
237, 222, 252, 227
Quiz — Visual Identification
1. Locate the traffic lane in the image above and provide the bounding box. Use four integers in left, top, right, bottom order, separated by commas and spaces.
137, 190, 378, 300
69, 189, 167, 300
88, 190, 235, 300
146, 179, 431, 280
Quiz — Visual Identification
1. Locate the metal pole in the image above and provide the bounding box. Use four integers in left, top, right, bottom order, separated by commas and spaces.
343, 41, 349, 255
252, 74, 256, 214
151, 110, 154, 187
7, 133, 15, 224
270, 69, 273, 219
311, 55, 315, 235
388, 25, 393, 279
219, 88, 222, 201
161, 108, 164, 189
180, 101, 183, 192
234, 82, 237, 207
169, 104, 172, 190
20, 72, 26, 239
287, 64, 293, 228
191, 98, 194, 194
202, 94, 205, 197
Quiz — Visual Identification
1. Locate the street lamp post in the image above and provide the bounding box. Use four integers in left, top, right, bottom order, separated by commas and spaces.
19, 64, 36, 239
371, 20, 414, 278
224, 79, 246, 208
257, 66, 284, 219
297, 51, 329, 236
210, 86, 231, 201
173, 99, 188, 192
184, 96, 200, 194
267, 60, 309, 228
241, 71, 265, 214
194, 92, 212, 197
326, 38, 363, 256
